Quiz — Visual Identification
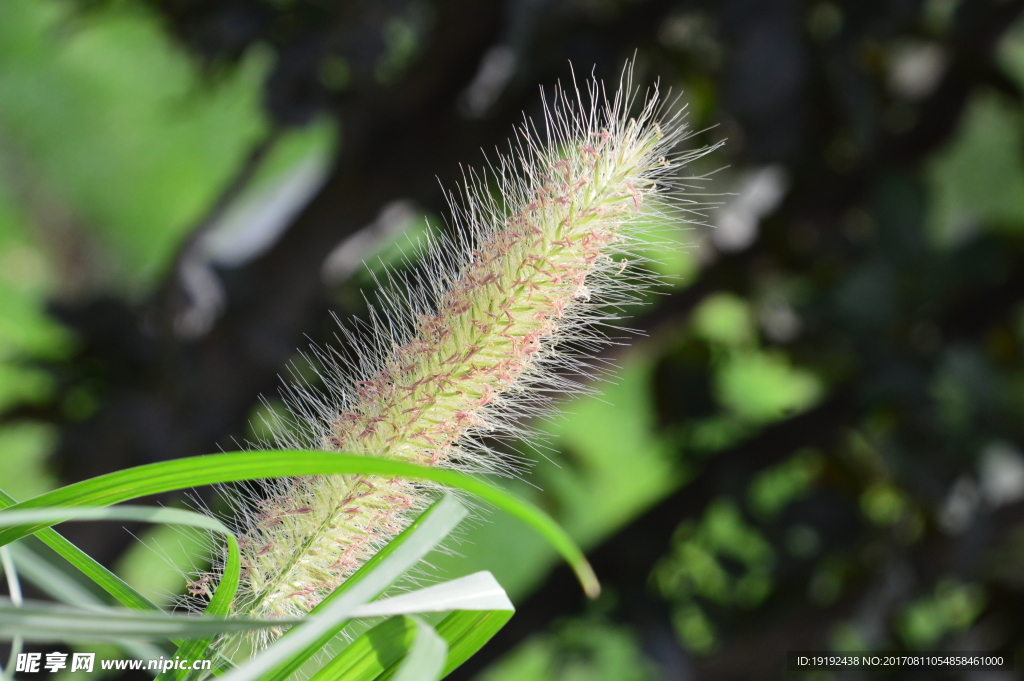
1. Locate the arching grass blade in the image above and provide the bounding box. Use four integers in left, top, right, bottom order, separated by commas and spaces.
0, 451, 599, 599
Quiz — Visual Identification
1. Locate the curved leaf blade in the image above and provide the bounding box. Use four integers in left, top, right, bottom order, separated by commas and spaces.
435, 609, 514, 677
0, 506, 229, 534
389, 617, 447, 681
0, 451, 599, 598
5, 543, 169, 663
0, 489, 159, 613
306, 616, 416, 681
156, 534, 241, 681
0, 599, 298, 643
307, 609, 515, 681
348, 572, 513, 619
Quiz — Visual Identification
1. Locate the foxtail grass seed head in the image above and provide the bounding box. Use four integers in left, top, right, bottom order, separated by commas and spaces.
200, 67, 715, 637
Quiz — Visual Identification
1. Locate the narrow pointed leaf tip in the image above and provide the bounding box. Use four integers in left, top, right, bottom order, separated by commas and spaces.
348, 571, 514, 617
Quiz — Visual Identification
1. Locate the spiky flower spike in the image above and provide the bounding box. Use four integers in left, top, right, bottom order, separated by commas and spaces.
219, 68, 710, 629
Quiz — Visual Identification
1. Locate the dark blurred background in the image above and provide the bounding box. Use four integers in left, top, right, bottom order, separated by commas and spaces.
2, 0, 1024, 678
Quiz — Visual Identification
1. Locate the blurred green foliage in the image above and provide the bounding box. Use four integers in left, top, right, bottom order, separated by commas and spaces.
0, 0, 267, 285
0, 0, 338, 609
480, 619, 655, 681
898, 580, 986, 649
0, 0, 266, 515
927, 93, 1024, 246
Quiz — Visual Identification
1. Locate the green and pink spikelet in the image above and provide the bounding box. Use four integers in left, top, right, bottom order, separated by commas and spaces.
205, 71, 713, 630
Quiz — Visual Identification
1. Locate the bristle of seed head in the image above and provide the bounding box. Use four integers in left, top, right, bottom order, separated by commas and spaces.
202, 65, 715, 641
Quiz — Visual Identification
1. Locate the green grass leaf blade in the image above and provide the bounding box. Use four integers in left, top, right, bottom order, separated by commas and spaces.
348, 572, 513, 618
0, 502, 235, 663
28, 531, 159, 612
6, 542, 104, 607
0, 504, 240, 677
305, 610, 514, 681
388, 617, 447, 681
233, 495, 468, 681
207, 534, 241, 617
1, 544, 24, 681
0, 506, 229, 533
157, 534, 241, 681
0, 599, 298, 643
0, 488, 159, 613
435, 610, 514, 677
0, 451, 599, 598
306, 616, 417, 681
6, 543, 170, 664
294, 571, 511, 680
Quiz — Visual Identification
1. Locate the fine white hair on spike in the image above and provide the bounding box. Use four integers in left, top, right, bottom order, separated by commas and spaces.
202, 63, 718, 642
